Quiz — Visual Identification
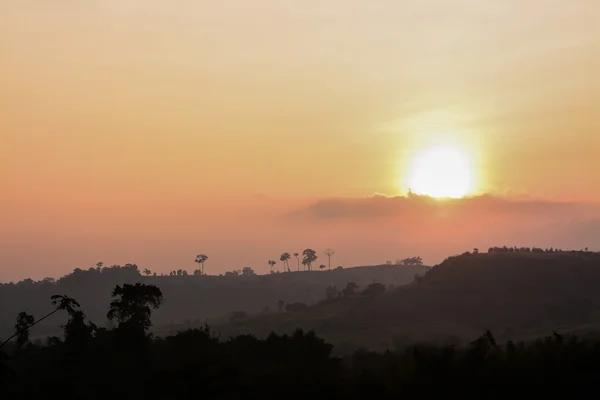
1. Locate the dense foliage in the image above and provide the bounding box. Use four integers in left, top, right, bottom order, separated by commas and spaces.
2, 284, 600, 398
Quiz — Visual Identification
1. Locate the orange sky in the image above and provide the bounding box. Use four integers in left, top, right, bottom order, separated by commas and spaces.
1, 1, 599, 281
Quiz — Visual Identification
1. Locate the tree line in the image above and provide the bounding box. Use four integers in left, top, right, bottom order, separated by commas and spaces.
113, 248, 338, 278
269, 248, 338, 273
486, 246, 590, 253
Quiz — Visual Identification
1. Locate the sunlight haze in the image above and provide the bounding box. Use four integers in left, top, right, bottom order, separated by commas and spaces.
1, 1, 599, 280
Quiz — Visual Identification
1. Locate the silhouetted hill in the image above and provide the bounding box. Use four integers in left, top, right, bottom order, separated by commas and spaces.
0, 264, 427, 340
207, 252, 600, 352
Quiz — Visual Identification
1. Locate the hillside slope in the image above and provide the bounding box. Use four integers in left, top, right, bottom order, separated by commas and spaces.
209, 252, 600, 352
0, 264, 427, 339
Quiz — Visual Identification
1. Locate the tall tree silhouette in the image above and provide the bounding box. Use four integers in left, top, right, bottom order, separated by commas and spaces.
0, 295, 80, 349
195, 254, 208, 275
63, 310, 96, 347
280, 253, 292, 272
293, 253, 300, 271
107, 283, 163, 335
302, 258, 309, 271
14, 312, 34, 348
325, 249, 335, 270
302, 249, 318, 271
268, 260, 277, 273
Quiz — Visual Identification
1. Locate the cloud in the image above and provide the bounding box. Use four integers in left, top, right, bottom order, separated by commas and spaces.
287, 194, 401, 220
279, 193, 600, 267
287, 193, 600, 222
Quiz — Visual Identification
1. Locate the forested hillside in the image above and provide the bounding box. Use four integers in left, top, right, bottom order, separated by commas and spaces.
209, 251, 600, 352
0, 263, 427, 339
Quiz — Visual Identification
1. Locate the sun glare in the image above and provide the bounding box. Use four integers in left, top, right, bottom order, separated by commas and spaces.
407, 146, 474, 199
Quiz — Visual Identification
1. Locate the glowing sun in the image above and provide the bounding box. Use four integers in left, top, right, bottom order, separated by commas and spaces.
407, 146, 475, 198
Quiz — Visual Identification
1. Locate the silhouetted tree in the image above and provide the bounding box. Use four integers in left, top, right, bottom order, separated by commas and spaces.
293, 252, 300, 271
195, 254, 208, 275
143, 269, 152, 276
14, 312, 34, 348
0, 295, 80, 349
319, 264, 327, 270
280, 253, 292, 272
63, 310, 96, 347
302, 258, 309, 271
268, 260, 277, 273
107, 283, 163, 336
302, 249, 318, 271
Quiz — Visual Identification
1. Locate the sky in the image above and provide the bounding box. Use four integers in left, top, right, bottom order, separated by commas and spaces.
1, 1, 599, 281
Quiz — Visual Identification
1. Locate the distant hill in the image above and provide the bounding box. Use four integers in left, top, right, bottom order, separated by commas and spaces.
0, 264, 427, 340
205, 251, 600, 353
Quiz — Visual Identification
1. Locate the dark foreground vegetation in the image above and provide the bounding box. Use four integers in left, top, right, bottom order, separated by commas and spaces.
3, 282, 600, 398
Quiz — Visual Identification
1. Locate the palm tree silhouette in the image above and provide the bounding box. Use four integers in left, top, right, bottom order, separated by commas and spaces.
280, 253, 291, 272
195, 254, 208, 275
268, 260, 277, 273
51, 295, 80, 314
302, 258, 309, 271
293, 253, 300, 271
0, 295, 80, 349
